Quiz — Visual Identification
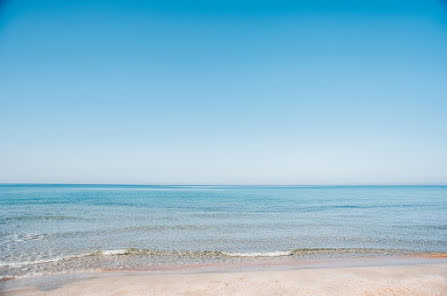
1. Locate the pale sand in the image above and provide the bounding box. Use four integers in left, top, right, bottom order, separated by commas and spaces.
2, 263, 447, 296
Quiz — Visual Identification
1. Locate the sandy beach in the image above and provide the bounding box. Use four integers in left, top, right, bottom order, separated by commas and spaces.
2, 262, 447, 296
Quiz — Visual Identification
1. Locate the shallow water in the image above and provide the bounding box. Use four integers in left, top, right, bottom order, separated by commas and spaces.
1, 185, 446, 278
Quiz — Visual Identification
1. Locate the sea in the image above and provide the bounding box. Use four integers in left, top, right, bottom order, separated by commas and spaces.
1, 184, 446, 279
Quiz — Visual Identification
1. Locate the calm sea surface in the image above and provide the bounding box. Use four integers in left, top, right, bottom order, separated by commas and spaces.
1, 185, 446, 278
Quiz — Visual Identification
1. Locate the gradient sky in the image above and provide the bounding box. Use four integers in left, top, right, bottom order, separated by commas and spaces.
1, 0, 446, 185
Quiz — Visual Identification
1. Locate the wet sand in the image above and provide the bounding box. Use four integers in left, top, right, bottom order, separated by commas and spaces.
2, 262, 447, 296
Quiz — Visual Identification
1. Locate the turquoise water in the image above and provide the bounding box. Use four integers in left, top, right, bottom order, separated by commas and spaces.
1, 185, 446, 277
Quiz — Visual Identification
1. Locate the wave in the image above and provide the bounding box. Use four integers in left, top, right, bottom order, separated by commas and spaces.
0, 252, 95, 268
289, 248, 407, 255
223, 248, 410, 257
222, 251, 292, 257
0, 247, 423, 269
99, 249, 129, 256
0, 249, 222, 268
0, 249, 140, 268
222, 248, 402, 257
0, 249, 135, 268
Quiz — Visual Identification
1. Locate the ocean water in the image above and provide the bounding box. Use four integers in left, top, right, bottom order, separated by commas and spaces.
1, 184, 446, 278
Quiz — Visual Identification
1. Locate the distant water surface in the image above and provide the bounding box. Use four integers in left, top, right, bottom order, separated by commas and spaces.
1, 185, 446, 278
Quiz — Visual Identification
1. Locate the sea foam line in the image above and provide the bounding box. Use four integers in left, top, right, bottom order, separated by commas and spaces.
221, 250, 292, 257
0, 249, 128, 268
0, 248, 412, 268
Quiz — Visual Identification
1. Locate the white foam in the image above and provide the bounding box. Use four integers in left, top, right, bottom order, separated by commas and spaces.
0, 257, 67, 268
0, 249, 133, 268
222, 250, 292, 257
100, 249, 128, 256
0, 252, 95, 268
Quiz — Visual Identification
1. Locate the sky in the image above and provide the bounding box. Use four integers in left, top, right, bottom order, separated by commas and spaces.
0, 0, 446, 185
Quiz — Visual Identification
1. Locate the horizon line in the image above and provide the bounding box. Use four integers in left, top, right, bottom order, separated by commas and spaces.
1, 183, 446, 187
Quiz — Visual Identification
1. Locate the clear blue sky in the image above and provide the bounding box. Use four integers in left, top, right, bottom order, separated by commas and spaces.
1, 0, 446, 185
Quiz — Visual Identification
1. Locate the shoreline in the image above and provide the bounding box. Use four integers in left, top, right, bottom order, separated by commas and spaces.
2, 255, 447, 295
2, 261, 447, 296
2, 252, 447, 279
2, 248, 446, 278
